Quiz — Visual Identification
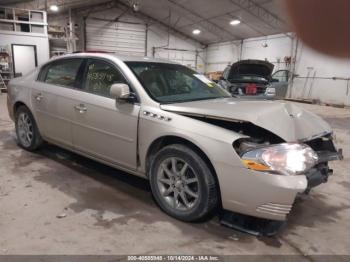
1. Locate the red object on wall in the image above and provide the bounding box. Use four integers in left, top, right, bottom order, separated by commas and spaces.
245, 83, 257, 95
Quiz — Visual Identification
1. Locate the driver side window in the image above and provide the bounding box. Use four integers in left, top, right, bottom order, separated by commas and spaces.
83, 59, 127, 98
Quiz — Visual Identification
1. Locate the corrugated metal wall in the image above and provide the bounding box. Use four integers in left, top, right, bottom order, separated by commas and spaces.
85, 18, 146, 56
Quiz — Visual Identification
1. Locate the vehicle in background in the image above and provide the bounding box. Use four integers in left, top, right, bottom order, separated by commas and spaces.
218, 59, 276, 99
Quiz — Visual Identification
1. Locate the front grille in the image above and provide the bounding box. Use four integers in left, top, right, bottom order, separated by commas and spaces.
256, 203, 292, 216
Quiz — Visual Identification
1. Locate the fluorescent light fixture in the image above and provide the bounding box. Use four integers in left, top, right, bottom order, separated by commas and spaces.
50, 5, 59, 12
230, 19, 241, 26
192, 29, 201, 35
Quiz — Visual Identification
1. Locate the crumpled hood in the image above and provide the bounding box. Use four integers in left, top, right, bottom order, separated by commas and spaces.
161, 98, 332, 142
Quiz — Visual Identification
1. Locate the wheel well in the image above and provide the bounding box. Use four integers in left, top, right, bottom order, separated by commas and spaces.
14, 101, 27, 114
146, 136, 222, 208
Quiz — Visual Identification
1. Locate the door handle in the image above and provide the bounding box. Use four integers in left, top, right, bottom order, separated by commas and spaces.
34, 93, 43, 102
74, 104, 87, 114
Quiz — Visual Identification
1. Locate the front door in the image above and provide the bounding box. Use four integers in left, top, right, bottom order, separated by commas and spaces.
71, 58, 140, 170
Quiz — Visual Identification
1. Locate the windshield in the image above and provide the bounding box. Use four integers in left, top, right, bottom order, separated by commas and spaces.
126, 62, 231, 103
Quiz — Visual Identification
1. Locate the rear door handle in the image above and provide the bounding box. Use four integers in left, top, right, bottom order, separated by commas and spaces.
74, 104, 87, 114
34, 93, 43, 102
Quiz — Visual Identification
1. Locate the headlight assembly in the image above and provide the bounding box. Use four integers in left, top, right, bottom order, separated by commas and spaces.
241, 143, 318, 176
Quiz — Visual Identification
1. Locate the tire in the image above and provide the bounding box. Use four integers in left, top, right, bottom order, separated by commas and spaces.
149, 144, 218, 222
15, 105, 43, 151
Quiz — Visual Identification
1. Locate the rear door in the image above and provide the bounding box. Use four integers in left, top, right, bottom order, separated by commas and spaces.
71, 58, 140, 170
32, 58, 84, 147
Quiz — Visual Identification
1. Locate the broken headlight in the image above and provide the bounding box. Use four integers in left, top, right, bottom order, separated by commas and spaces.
241, 143, 318, 175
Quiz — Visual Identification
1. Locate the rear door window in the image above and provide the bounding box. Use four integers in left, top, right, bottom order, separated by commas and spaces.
44, 59, 83, 87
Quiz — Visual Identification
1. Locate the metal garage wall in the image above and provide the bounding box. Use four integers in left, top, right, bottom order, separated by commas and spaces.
206, 33, 350, 106
154, 48, 197, 69
85, 18, 146, 56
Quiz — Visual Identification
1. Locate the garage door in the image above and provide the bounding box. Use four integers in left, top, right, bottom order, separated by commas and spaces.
85, 18, 146, 56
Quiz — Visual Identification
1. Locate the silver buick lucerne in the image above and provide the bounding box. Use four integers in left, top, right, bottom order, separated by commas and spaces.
7, 53, 343, 224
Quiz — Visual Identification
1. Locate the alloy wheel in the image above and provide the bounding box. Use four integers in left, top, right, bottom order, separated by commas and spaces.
17, 112, 33, 148
157, 157, 200, 211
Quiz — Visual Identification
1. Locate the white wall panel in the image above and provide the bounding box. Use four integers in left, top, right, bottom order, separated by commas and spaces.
206, 34, 293, 72
206, 33, 350, 106
205, 41, 240, 72
86, 19, 146, 56
80, 7, 205, 72
0, 31, 49, 67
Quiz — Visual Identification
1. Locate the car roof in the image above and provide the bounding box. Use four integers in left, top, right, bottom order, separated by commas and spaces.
51, 52, 178, 65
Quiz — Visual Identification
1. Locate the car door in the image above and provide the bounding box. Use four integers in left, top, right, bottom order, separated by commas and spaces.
271, 70, 290, 98
71, 58, 140, 170
31, 58, 84, 148
218, 66, 231, 91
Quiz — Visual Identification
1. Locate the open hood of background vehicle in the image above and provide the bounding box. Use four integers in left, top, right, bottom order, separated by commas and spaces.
229, 60, 274, 80
161, 98, 332, 142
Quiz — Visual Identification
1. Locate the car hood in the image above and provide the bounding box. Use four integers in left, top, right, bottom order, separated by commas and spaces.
161, 98, 332, 142
229, 60, 274, 80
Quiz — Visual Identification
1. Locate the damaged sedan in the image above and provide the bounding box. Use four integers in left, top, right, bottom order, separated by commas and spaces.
7, 53, 343, 231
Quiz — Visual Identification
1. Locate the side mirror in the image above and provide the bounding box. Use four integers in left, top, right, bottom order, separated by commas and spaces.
110, 83, 130, 99
110, 83, 137, 103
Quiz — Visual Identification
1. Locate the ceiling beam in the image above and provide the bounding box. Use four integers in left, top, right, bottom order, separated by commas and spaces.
113, 0, 206, 46
73, 0, 206, 46
229, 0, 287, 30
166, 0, 243, 41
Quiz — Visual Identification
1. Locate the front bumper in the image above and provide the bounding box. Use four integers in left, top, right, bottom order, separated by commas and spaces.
305, 149, 343, 192
218, 148, 343, 221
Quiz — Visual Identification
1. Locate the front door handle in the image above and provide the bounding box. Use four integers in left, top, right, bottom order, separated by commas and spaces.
34, 93, 43, 102
74, 104, 87, 114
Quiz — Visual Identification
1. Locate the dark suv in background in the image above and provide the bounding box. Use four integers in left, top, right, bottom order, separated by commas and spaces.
219, 59, 284, 99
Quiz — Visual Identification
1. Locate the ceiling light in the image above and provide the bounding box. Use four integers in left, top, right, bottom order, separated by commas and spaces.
50, 5, 59, 12
192, 29, 201, 35
230, 19, 241, 26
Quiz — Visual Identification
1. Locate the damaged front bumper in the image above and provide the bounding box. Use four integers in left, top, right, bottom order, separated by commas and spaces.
219, 142, 343, 222
220, 148, 343, 236
304, 149, 343, 192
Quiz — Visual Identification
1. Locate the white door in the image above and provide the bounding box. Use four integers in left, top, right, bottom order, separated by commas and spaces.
86, 18, 146, 56
12, 45, 37, 76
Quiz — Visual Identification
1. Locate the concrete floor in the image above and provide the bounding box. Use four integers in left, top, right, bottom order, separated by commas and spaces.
0, 94, 350, 256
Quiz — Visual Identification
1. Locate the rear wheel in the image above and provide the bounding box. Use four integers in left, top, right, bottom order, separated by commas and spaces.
15, 106, 43, 151
149, 144, 218, 221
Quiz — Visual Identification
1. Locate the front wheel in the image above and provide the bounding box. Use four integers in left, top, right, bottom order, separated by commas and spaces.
15, 105, 43, 151
149, 144, 218, 222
